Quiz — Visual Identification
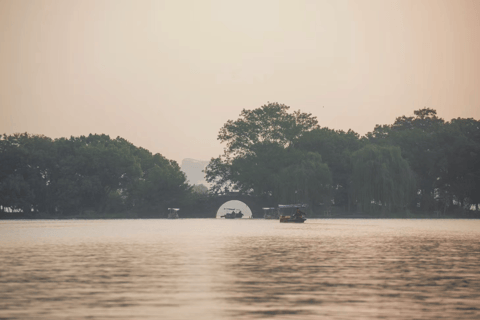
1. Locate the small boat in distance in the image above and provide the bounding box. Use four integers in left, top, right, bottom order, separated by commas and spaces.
278, 204, 307, 223
263, 207, 278, 219
221, 208, 244, 219
167, 208, 180, 219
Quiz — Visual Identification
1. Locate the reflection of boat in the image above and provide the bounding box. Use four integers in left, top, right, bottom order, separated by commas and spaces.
278, 204, 307, 223
221, 208, 243, 219
167, 208, 180, 219
262, 207, 278, 219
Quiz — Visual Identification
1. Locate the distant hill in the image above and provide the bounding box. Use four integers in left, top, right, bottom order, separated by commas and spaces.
181, 158, 210, 185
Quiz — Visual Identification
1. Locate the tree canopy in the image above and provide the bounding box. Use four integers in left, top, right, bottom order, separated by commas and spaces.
366, 109, 480, 213
217, 102, 319, 157
207, 104, 480, 216
351, 145, 415, 213
206, 103, 330, 206
0, 133, 191, 217
296, 128, 364, 208
2, 105, 479, 218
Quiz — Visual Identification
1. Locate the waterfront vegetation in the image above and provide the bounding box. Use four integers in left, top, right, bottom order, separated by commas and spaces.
205, 103, 480, 217
0, 134, 195, 218
1, 103, 479, 218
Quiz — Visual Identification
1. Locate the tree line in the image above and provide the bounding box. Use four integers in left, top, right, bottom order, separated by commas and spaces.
0, 134, 193, 218
2, 103, 479, 218
205, 103, 480, 217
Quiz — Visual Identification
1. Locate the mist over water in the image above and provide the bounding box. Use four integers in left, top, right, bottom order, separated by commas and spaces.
1, 219, 479, 319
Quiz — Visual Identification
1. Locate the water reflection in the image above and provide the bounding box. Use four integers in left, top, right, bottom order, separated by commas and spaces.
0, 242, 185, 319
217, 231, 480, 319
0, 220, 479, 319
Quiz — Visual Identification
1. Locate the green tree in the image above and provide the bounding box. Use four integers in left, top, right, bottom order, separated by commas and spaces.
435, 118, 480, 213
273, 152, 331, 205
296, 128, 364, 210
206, 103, 330, 206
0, 133, 191, 217
48, 135, 142, 215
367, 108, 445, 211
127, 150, 190, 214
206, 102, 319, 193
0, 133, 54, 215
217, 102, 319, 157
352, 144, 415, 214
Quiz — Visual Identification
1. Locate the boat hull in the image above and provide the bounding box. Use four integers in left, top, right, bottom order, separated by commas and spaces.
221, 211, 243, 219
279, 215, 306, 223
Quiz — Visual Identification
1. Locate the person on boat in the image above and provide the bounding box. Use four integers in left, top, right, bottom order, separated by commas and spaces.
293, 208, 305, 220
235, 210, 243, 218
292, 208, 300, 219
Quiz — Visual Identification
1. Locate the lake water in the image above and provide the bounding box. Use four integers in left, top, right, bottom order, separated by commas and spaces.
1, 219, 479, 320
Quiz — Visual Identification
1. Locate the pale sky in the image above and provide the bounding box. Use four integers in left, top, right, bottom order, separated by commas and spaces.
1, 0, 479, 164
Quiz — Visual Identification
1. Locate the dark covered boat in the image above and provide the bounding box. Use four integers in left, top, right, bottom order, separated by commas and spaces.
263, 207, 278, 219
167, 208, 180, 219
221, 208, 244, 219
279, 215, 306, 223
278, 204, 307, 223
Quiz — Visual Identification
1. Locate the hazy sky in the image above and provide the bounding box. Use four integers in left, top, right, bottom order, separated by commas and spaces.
1, 0, 479, 164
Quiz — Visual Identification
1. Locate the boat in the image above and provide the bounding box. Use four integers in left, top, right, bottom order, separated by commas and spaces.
167, 208, 180, 219
220, 208, 244, 219
262, 207, 278, 219
278, 204, 307, 223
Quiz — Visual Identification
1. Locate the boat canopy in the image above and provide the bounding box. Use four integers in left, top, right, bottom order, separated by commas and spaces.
278, 204, 308, 208
168, 208, 180, 211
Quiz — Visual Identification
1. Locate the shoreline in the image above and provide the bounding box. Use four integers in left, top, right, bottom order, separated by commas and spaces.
1, 215, 479, 220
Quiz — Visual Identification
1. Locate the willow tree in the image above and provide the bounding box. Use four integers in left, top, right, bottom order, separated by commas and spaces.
273, 152, 331, 205
352, 145, 415, 214
296, 127, 364, 210
366, 108, 445, 211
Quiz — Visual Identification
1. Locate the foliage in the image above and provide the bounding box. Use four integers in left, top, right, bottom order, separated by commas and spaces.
192, 184, 209, 194
0, 133, 191, 217
206, 103, 330, 206
272, 152, 331, 205
367, 108, 480, 214
217, 102, 319, 158
351, 145, 415, 213
435, 118, 480, 212
2, 106, 479, 218
206, 104, 479, 216
295, 128, 364, 208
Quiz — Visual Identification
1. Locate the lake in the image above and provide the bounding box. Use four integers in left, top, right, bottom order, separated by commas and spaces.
1, 219, 479, 319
